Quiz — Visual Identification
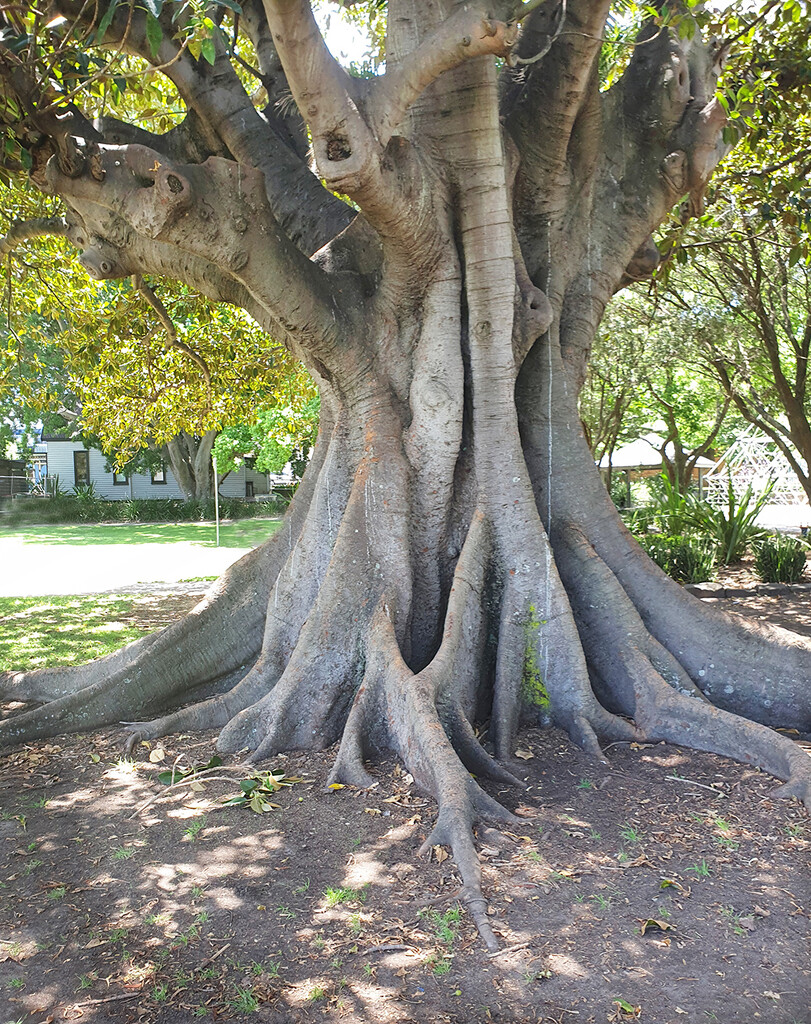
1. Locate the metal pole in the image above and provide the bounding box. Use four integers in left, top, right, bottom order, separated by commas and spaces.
212, 453, 220, 547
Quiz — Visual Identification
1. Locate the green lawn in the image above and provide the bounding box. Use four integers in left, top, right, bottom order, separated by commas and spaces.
0, 519, 283, 548
0, 595, 157, 671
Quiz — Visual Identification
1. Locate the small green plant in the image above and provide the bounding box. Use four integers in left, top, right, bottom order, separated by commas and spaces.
9, 978, 25, 989
183, 817, 207, 842
419, 905, 462, 948
152, 983, 169, 1003
714, 835, 739, 851
576, 778, 594, 790
113, 846, 134, 859
589, 830, 602, 840
293, 878, 311, 895
109, 928, 128, 943
48, 885, 67, 900
719, 906, 746, 936
590, 893, 612, 910
785, 822, 806, 838
77, 973, 96, 990
693, 479, 772, 564
190, 885, 206, 899
349, 912, 362, 936
639, 534, 716, 584
687, 859, 712, 877
754, 533, 807, 584
266, 960, 281, 978
308, 985, 326, 1001
32, 796, 49, 808
619, 823, 643, 844
432, 957, 452, 976
228, 986, 259, 1012
276, 905, 296, 919
324, 885, 365, 907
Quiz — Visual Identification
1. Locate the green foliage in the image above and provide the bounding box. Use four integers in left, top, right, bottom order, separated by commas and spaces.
214, 396, 320, 480
754, 534, 808, 583
638, 535, 717, 584
222, 769, 304, 812
646, 474, 701, 536
521, 604, 550, 709
1, 495, 287, 527
689, 481, 771, 565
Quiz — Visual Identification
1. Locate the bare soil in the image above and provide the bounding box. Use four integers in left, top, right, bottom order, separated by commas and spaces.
1, 573, 810, 1024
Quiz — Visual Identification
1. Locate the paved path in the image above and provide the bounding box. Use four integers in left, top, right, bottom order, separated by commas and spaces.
0, 537, 252, 596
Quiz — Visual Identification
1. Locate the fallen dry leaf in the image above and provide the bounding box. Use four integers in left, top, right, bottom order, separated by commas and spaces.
514, 749, 534, 760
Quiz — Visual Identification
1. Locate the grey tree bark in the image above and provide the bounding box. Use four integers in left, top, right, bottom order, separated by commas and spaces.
1, 0, 809, 949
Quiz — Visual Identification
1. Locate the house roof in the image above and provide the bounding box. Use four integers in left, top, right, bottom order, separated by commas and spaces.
599, 437, 715, 470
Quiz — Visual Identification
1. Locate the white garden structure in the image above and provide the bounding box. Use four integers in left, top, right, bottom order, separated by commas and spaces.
703, 428, 809, 512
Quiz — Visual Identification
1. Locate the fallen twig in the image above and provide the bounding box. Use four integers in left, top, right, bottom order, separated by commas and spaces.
666, 775, 727, 797
487, 940, 532, 958
361, 943, 420, 955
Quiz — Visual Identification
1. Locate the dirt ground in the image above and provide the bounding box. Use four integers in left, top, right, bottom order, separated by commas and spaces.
1, 569, 810, 1024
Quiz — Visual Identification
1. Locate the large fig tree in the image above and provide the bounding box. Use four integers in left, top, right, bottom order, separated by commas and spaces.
1, 0, 809, 948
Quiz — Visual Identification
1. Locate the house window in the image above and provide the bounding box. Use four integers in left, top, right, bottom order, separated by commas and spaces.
73, 450, 90, 487
151, 463, 167, 485
113, 469, 129, 486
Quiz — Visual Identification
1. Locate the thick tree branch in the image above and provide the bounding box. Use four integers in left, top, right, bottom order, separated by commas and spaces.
46, 144, 351, 363
369, 3, 518, 147
0, 216, 67, 257
53, 0, 354, 257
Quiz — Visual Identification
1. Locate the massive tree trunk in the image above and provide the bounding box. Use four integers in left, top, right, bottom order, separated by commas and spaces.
1, 0, 810, 950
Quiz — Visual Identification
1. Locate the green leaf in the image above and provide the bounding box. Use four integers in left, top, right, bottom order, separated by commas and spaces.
145, 13, 163, 58
96, 0, 120, 38
141, 0, 164, 15
200, 37, 217, 65
788, 244, 802, 267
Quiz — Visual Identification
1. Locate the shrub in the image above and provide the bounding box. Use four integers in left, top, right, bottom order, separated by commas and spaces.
691, 480, 771, 565
754, 534, 808, 584
639, 534, 717, 584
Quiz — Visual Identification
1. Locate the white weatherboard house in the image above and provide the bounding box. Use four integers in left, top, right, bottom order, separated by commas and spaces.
43, 437, 274, 500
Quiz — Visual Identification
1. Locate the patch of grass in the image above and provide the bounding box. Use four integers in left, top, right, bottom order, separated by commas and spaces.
590, 893, 612, 910
8, 977, 25, 989
576, 778, 594, 790
619, 823, 644, 844
324, 885, 366, 907
308, 985, 326, 1001
113, 846, 134, 859
152, 983, 169, 1003
228, 986, 259, 1012
2, 519, 283, 549
47, 885, 67, 900
183, 817, 206, 842
0, 595, 152, 671
687, 859, 712, 878
419, 905, 462, 948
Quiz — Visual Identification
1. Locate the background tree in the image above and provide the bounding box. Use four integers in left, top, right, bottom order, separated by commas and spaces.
2, 0, 811, 949
582, 292, 735, 493
2, 183, 306, 497
665, 216, 811, 502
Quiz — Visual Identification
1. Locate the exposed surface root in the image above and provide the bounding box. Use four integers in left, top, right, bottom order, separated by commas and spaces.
556, 523, 811, 811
